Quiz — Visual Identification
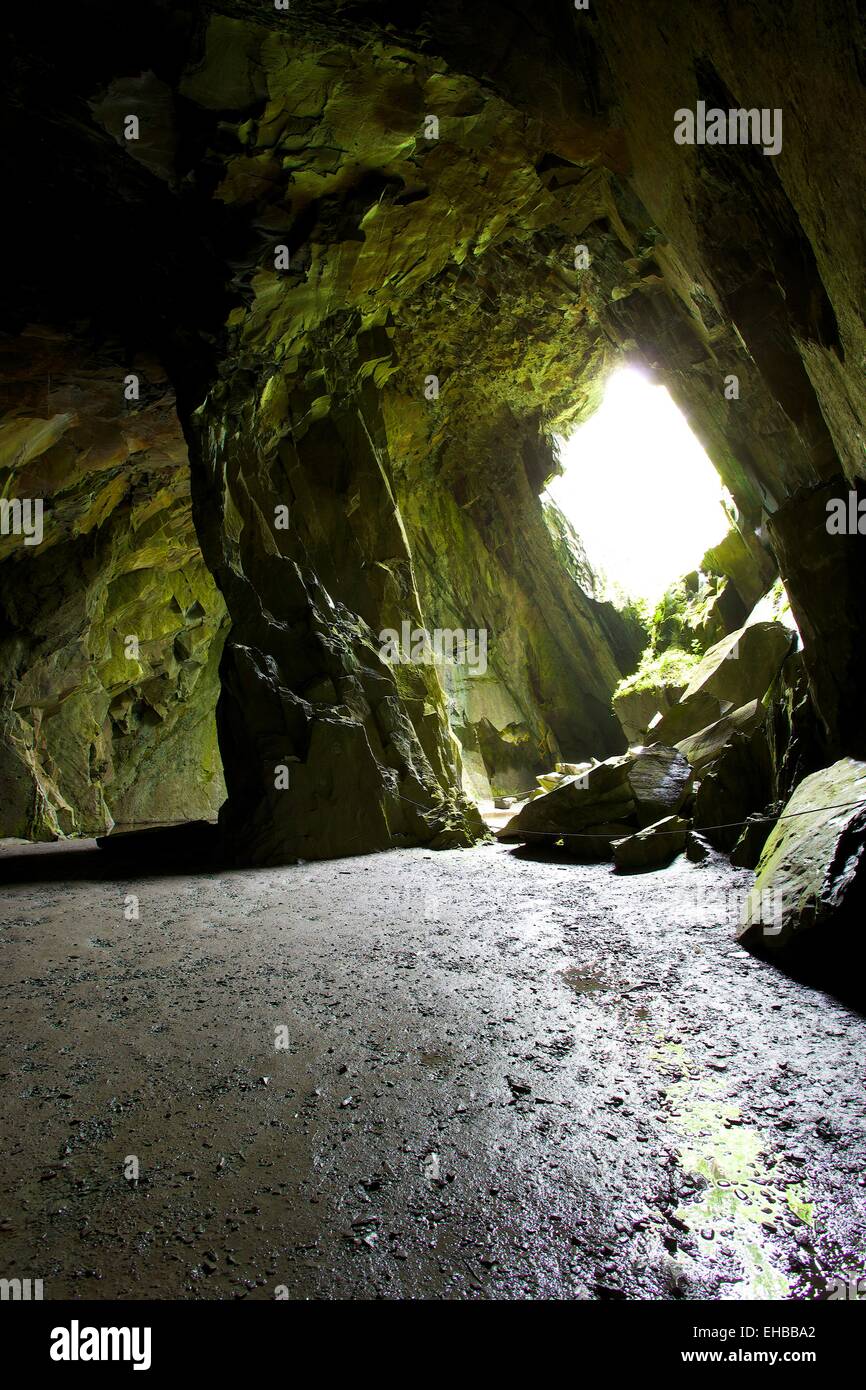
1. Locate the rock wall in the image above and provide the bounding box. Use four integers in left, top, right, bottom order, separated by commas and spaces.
0, 330, 226, 839
186, 367, 485, 862
385, 401, 642, 799
147, 8, 651, 855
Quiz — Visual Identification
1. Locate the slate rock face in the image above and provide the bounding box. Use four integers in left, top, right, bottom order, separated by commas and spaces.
702, 528, 778, 620
650, 691, 725, 750
628, 745, 694, 828
675, 700, 765, 775
730, 813, 778, 871
738, 759, 866, 955
614, 683, 685, 746
683, 623, 795, 712
766, 651, 827, 807
693, 724, 774, 853
768, 483, 866, 762
0, 335, 227, 839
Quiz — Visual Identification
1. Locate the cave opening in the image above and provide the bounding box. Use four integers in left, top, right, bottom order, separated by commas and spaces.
546, 366, 732, 607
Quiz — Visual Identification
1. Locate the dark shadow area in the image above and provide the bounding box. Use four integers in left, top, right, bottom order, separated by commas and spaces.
743, 937, 866, 1017
506, 841, 612, 864
0, 821, 224, 885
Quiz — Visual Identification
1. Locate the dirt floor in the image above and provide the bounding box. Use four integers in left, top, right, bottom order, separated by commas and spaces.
1, 835, 864, 1301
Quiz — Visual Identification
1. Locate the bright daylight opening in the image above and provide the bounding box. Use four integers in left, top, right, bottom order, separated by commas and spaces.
546, 367, 731, 607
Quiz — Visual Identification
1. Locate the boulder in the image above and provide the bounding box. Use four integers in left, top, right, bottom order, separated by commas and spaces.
536, 770, 568, 792
692, 723, 773, 852
558, 822, 638, 861
675, 699, 765, 774
614, 683, 685, 745
683, 621, 795, 710
702, 527, 778, 615
652, 622, 793, 746
497, 754, 634, 844
738, 758, 866, 955
628, 743, 694, 826
685, 830, 712, 863
694, 577, 749, 648
730, 812, 778, 869
613, 815, 690, 872
649, 689, 725, 747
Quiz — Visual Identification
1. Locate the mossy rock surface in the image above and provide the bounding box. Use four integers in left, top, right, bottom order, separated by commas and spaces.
738, 759, 866, 954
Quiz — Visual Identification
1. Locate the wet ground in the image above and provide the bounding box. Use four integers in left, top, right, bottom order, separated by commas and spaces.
1, 836, 864, 1301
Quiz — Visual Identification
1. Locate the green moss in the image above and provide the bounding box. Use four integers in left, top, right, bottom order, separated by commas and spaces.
652, 1038, 810, 1301
614, 645, 699, 699
650, 574, 723, 655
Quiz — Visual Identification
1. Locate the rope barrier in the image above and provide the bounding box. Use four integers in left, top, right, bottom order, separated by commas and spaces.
492, 798, 866, 842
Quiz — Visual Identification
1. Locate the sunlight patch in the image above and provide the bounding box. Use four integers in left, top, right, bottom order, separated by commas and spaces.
546, 367, 731, 606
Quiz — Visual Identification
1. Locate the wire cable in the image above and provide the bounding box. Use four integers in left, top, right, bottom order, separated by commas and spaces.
493, 798, 866, 842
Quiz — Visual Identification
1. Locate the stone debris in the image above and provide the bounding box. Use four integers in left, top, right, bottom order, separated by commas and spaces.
498, 745, 692, 858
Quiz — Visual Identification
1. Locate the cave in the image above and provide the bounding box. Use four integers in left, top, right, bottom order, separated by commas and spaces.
1, 0, 865, 1334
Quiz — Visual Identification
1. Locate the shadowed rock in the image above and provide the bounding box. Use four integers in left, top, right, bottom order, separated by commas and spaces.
652, 622, 794, 746
1, 0, 863, 867
738, 758, 866, 955
613, 815, 690, 872
693, 722, 773, 853
675, 699, 765, 774
730, 813, 778, 870
614, 682, 686, 746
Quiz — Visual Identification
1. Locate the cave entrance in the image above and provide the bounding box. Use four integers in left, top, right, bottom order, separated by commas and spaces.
546, 366, 730, 607
476, 366, 735, 831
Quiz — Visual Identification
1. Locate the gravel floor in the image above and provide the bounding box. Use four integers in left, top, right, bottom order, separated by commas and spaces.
1, 836, 864, 1301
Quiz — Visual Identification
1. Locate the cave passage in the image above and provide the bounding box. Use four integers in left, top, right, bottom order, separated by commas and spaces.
1, 0, 865, 1333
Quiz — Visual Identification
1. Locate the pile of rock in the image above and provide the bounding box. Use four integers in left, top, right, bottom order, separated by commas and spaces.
497, 743, 693, 869
500, 600, 866, 962
499, 613, 798, 872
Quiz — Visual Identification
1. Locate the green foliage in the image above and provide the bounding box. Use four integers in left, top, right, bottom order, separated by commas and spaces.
616, 593, 652, 633
651, 572, 724, 655
614, 644, 698, 699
